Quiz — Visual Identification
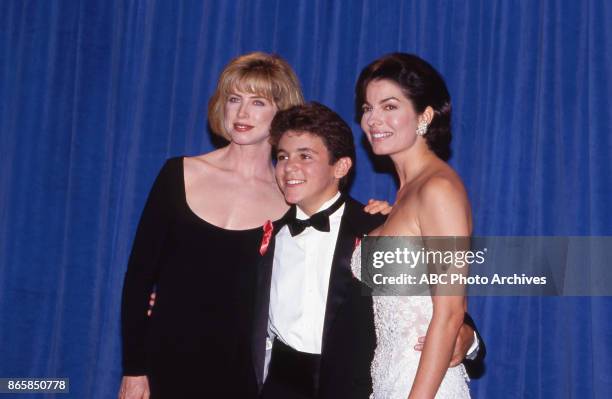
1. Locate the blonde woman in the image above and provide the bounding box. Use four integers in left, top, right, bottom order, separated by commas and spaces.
119, 52, 303, 399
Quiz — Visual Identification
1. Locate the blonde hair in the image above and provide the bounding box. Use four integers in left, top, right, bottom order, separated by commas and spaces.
208, 52, 304, 139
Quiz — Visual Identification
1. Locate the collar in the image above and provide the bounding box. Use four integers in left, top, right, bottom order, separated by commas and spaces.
296, 192, 342, 220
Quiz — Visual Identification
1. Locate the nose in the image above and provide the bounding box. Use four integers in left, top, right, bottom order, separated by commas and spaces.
284, 156, 298, 173
237, 103, 248, 118
366, 108, 381, 127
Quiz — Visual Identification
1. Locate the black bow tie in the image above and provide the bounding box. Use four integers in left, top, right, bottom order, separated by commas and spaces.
286, 195, 345, 237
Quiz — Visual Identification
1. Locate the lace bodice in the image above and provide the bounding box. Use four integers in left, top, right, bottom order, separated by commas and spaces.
351, 244, 470, 398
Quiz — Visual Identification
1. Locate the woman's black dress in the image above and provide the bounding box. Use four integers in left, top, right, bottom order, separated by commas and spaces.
121, 157, 261, 398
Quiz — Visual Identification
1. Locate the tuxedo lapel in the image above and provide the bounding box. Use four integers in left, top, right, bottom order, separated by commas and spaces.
320, 214, 357, 354
320, 199, 383, 354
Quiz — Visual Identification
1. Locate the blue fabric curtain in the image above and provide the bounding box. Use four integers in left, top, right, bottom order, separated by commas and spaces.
1, 1, 610, 398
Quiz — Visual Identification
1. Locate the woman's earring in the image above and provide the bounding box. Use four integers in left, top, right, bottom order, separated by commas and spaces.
416, 121, 428, 136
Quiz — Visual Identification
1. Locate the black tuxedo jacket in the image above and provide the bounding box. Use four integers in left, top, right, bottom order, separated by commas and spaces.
252, 196, 384, 398
251, 196, 485, 398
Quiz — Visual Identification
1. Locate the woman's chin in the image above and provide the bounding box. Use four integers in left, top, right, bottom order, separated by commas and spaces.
371, 145, 391, 156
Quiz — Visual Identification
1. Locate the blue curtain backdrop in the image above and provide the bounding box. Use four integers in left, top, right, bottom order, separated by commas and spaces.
1, 0, 611, 398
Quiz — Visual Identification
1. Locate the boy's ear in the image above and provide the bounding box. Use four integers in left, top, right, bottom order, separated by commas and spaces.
333, 157, 352, 179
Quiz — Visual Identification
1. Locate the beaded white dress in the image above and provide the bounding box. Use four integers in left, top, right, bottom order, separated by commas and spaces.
351, 244, 470, 398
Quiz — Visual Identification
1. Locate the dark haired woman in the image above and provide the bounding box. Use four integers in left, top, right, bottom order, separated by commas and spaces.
352, 53, 471, 398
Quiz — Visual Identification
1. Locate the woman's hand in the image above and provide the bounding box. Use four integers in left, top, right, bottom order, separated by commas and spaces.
118, 376, 150, 399
363, 199, 393, 215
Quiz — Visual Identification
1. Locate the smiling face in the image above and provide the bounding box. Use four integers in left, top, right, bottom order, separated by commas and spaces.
222, 88, 278, 145
360, 79, 424, 156
275, 131, 351, 215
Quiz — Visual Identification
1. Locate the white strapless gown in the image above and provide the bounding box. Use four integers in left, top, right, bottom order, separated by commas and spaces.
351, 244, 470, 398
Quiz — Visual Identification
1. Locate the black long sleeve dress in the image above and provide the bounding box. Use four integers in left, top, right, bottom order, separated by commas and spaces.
121, 157, 261, 398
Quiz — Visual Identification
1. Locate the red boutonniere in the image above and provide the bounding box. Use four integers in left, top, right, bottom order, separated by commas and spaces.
259, 220, 274, 256
354, 237, 361, 250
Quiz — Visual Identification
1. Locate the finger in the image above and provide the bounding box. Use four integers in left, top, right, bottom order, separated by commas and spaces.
414, 343, 424, 351
371, 203, 385, 212
417, 336, 426, 343
366, 203, 386, 214
118, 381, 125, 399
363, 202, 375, 212
370, 202, 393, 215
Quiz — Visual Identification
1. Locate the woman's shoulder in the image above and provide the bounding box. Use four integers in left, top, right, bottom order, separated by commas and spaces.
184, 149, 225, 170
149, 156, 183, 186
182, 149, 231, 181
416, 165, 467, 206
413, 166, 472, 235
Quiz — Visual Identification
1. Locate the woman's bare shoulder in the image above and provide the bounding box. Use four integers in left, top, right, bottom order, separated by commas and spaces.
183, 149, 230, 179
414, 167, 472, 236
185, 149, 226, 169
417, 165, 468, 206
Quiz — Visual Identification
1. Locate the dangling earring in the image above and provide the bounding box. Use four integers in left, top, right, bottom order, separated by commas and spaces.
416, 121, 428, 136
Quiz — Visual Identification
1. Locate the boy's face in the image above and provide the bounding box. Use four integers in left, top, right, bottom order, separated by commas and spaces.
275, 131, 351, 216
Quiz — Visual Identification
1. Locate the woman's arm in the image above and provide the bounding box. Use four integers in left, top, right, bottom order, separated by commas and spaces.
121, 160, 177, 377
408, 176, 471, 399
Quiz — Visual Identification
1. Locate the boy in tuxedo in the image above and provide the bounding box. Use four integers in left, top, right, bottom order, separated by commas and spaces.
252, 102, 483, 399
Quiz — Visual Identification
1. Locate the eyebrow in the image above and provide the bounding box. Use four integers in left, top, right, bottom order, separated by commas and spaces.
228, 92, 268, 100
363, 96, 401, 105
276, 147, 319, 154
379, 96, 401, 103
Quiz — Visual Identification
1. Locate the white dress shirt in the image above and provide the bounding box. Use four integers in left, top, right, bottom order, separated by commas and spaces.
268, 192, 344, 354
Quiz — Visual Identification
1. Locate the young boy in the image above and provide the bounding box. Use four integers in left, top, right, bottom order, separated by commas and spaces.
251, 102, 481, 399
